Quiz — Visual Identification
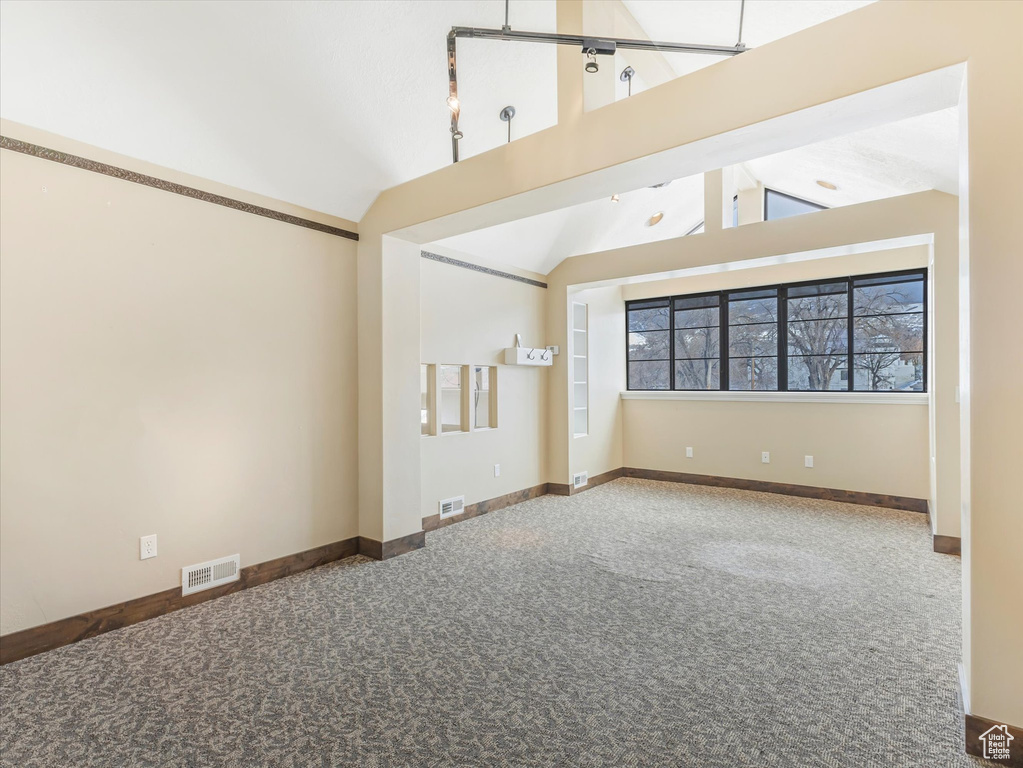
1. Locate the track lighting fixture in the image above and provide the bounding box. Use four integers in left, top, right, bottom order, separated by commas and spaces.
610, 194, 620, 203
620, 66, 635, 97
499, 105, 516, 143
443, 2, 748, 163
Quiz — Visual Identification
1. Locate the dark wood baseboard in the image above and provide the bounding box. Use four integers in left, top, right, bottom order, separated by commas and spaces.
548, 467, 624, 497
423, 483, 549, 532
933, 534, 962, 555
622, 467, 928, 513
357, 531, 426, 561
0, 537, 360, 666
965, 713, 1023, 766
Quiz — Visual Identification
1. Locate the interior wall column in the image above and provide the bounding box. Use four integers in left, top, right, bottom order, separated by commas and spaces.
357, 231, 423, 544
961, 18, 1023, 730
703, 167, 735, 234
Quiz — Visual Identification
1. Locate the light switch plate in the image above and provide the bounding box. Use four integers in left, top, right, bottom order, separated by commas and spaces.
494, 464, 501, 477
685, 447, 694, 458
805, 455, 814, 468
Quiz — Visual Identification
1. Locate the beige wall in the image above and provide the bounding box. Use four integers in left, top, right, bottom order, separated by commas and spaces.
419, 257, 547, 517
624, 400, 928, 498
0, 123, 359, 636
618, 245, 933, 499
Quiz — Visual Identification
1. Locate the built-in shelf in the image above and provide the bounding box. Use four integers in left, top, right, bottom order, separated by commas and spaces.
572, 301, 588, 437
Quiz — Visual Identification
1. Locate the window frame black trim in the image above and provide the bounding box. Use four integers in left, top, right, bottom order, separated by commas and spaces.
625, 267, 927, 394
764, 188, 828, 220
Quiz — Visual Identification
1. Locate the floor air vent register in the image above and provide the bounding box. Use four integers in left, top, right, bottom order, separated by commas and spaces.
182, 554, 241, 596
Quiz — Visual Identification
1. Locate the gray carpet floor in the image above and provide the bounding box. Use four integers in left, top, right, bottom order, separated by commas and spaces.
0, 478, 975, 767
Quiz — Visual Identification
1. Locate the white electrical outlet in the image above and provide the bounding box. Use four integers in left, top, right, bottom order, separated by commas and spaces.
685, 447, 694, 458
494, 463, 501, 477
761, 451, 770, 464
805, 455, 814, 468
140, 534, 157, 560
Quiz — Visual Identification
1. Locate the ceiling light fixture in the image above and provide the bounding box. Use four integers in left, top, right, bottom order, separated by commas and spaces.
816, 179, 838, 190
620, 66, 636, 97
443, 1, 748, 163
499, 105, 516, 143
610, 194, 620, 203
647, 212, 664, 227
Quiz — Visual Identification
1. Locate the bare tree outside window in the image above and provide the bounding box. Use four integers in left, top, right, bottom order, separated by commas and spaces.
852, 279, 925, 391
625, 270, 925, 394
627, 300, 671, 389
674, 297, 720, 389
728, 291, 778, 390
786, 283, 848, 391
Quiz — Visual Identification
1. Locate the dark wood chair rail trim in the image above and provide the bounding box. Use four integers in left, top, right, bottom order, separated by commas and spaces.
0, 135, 359, 241
622, 467, 929, 513
0, 537, 361, 665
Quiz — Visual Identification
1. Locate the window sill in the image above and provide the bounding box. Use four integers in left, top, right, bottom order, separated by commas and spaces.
620, 390, 927, 405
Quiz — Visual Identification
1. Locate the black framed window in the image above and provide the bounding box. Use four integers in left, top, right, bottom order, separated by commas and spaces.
727, 288, 778, 391
852, 273, 926, 391
674, 294, 721, 390
626, 298, 670, 390
765, 189, 826, 220
626, 268, 926, 393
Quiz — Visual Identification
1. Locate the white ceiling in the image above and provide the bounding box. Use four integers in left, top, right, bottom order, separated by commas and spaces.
431, 106, 959, 274
0, 0, 558, 221
2, 0, 951, 262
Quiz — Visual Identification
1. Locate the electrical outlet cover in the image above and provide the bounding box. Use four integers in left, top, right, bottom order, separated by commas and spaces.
140, 534, 157, 560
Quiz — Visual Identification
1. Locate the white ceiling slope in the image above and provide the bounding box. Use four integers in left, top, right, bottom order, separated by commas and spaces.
431, 107, 958, 275
0, 0, 879, 223
0, 0, 557, 220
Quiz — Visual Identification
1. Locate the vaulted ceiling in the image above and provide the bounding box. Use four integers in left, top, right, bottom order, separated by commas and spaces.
2, 0, 956, 276
3, 0, 881, 225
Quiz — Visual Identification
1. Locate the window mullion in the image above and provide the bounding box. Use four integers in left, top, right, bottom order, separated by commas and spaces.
847, 280, 854, 391
669, 298, 676, 391
779, 288, 788, 392
719, 292, 728, 391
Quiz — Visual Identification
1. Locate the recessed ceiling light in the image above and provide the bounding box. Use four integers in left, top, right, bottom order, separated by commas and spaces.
647, 211, 664, 227
816, 179, 838, 190
610, 194, 620, 203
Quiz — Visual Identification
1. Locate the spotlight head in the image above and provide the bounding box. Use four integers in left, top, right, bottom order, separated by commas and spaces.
446, 95, 460, 113
620, 66, 635, 82
585, 59, 599, 74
